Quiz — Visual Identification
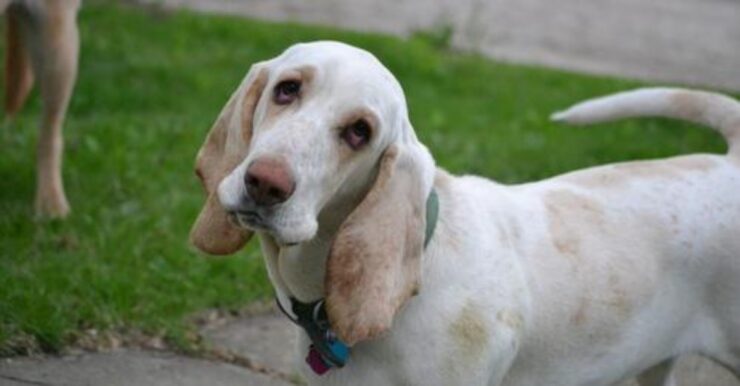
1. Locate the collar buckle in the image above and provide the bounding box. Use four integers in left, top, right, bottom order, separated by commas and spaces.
276, 297, 349, 375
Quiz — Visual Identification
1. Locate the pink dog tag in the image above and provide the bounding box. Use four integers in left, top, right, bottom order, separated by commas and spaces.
306, 345, 331, 375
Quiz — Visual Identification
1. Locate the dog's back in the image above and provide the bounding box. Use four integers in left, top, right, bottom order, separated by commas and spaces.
508, 88, 740, 385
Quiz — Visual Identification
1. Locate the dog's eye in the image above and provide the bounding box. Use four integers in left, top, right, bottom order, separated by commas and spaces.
341, 119, 372, 150
274, 80, 301, 105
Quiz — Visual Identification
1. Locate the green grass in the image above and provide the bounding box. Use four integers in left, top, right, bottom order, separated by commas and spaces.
0, 1, 728, 355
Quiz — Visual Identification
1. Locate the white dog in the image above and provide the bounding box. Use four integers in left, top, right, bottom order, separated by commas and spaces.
190, 41, 740, 386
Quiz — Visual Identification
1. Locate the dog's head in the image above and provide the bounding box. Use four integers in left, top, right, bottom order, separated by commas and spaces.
190, 41, 436, 344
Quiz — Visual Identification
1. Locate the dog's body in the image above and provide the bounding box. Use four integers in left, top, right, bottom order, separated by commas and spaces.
190, 42, 740, 385
3, 0, 80, 217
295, 154, 740, 386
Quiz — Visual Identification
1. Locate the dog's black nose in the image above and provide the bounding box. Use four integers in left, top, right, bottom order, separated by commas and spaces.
244, 157, 295, 207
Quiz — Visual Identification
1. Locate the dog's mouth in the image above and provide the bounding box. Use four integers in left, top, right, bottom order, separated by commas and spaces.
229, 210, 270, 231
227, 210, 301, 247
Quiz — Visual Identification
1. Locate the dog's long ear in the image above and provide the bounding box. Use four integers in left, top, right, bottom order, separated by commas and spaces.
325, 141, 436, 345
190, 63, 269, 255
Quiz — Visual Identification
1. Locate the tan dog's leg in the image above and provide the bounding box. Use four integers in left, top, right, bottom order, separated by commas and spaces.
4, 5, 34, 120
25, 2, 80, 218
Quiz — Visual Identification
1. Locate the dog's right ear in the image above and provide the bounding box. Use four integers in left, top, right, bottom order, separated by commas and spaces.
325, 142, 436, 345
190, 62, 270, 255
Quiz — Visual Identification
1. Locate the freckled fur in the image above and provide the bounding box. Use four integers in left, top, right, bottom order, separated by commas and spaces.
451, 301, 490, 361
190, 43, 740, 386
544, 190, 604, 259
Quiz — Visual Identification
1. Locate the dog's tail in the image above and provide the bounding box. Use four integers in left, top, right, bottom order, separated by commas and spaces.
551, 88, 740, 158
4, 7, 35, 120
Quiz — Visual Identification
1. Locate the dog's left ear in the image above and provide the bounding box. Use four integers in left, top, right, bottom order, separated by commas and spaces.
325, 140, 436, 345
190, 62, 269, 255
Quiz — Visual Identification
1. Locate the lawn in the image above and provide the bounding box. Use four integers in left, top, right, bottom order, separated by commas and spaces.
0, 1, 727, 355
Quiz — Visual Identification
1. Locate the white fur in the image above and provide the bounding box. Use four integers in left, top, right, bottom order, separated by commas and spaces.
218, 42, 740, 385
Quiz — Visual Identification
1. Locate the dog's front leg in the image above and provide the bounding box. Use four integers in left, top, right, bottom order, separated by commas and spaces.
27, 1, 80, 218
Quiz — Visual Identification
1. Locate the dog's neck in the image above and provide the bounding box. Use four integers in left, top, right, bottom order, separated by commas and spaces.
260, 169, 448, 305
258, 187, 364, 303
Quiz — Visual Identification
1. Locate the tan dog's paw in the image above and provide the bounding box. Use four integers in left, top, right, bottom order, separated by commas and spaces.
35, 190, 70, 219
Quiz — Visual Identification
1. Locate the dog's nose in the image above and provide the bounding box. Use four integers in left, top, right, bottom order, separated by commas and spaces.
244, 157, 295, 207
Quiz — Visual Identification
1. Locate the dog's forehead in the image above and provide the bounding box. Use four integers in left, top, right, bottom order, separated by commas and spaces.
274, 42, 401, 91
279, 41, 377, 69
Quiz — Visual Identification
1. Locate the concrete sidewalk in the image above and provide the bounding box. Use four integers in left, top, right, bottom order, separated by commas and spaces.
2, 309, 737, 386
0, 349, 291, 386
151, 0, 740, 92
0, 312, 299, 386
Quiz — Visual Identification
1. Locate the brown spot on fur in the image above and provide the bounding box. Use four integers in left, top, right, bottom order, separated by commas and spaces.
450, 302, 489, 360
554, 236, 578, 256
584, 279, 633, 325
571, 290, 632, 328
604, 274, 632, 319
544, 190, 603, 259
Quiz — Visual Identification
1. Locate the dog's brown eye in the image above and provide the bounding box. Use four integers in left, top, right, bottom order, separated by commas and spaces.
342, 119, 372, 150
274, 80, 301, 105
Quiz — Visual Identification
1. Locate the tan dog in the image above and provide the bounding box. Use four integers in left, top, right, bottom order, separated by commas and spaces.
3, 0, 80, 218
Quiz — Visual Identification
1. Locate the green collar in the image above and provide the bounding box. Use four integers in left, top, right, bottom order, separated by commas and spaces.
424, 189, 439, 249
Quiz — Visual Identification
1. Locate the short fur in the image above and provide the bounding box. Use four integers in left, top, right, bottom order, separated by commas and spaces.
191, 42, 740, 386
